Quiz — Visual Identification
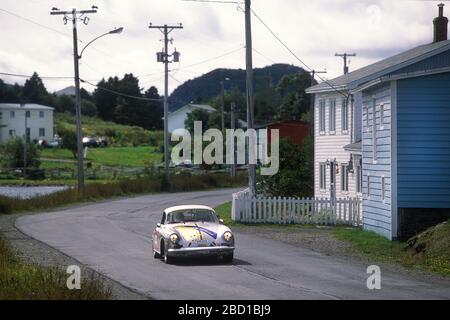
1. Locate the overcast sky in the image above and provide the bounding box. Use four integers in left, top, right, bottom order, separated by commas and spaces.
0, 0, 446, 94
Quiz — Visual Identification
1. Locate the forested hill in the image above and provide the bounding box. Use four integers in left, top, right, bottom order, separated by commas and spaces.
169, 64, 305, 111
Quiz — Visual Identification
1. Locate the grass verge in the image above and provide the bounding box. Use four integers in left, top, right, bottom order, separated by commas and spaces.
333, 223, 450, 276
215, 201, 450, 276
0, 236, 111, 299
0, 173, 247, 214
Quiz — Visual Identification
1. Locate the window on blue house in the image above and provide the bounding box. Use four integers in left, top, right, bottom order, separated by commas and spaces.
329, 99, 336, 133
342, 99, 349, 133
319, 163, 327, 190
319, 100, 326, 133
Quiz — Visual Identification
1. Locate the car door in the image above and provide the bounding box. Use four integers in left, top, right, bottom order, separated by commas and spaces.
153, 212, 166, 253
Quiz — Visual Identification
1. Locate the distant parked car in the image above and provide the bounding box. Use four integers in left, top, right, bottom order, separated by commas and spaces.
83, 137, 98, 148
152, 205, 235, 264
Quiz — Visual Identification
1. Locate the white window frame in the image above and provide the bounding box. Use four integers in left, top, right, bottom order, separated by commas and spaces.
341, 99, 349, 134
39, 111, 45, 118
372, 100, 377, 164
329, 99, 336, 134
39, 128, 45, 137
341, 164, 349, 193
319, 162, 327, 191
319, 100, 326, 134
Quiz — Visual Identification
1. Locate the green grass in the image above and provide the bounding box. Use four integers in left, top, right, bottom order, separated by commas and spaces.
0, 236, 111, 299
333, 223, 450, 276
55, 113, 163, 147
41, 146, 162, 168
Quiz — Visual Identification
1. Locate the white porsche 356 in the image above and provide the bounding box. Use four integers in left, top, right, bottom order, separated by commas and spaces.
152, 205, 235, 264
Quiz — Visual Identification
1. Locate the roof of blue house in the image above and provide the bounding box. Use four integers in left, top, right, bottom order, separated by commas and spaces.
306, 39, 450, 94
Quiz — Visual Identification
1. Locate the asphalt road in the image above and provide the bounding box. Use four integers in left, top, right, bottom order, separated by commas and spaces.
17, 189, 450, 300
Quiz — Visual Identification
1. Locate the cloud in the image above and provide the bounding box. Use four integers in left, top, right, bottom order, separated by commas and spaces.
0, 0, 444, 93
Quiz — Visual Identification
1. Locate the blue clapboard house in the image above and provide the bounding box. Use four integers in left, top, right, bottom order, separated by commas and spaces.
307, 4, 450, 240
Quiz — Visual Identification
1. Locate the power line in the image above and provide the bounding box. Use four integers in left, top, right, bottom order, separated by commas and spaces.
81, 79, 163, 102
250, 8, 349, 98
0, 71, 73, 80
0, 8, 72, 40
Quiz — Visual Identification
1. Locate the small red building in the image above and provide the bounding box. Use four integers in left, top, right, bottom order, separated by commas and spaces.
267, 120, 310, 145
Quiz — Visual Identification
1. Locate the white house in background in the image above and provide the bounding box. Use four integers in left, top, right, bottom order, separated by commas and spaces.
0, 103, 54, 144
167, 103, 216, 133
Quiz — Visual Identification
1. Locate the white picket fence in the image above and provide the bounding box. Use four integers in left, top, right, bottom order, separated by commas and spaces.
231, 189, 362, 226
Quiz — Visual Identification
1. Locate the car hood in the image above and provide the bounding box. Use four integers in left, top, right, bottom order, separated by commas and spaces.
170, 222, 219, 242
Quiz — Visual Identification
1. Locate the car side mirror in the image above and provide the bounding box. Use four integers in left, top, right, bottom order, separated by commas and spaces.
219, 219, 224, 224
157, 223, 161, 228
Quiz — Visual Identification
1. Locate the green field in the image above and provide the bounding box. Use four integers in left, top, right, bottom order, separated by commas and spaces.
41, 146, 162, 168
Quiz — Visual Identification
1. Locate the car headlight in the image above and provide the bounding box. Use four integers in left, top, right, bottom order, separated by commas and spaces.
169, 233, 179, 243
223, 231, 233, 242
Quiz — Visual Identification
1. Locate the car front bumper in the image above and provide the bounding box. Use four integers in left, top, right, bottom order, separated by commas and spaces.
167, 246, 234, 257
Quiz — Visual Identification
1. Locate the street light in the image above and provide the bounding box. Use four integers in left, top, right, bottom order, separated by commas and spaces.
79, 27, 124, 59
52, 6, 123, 195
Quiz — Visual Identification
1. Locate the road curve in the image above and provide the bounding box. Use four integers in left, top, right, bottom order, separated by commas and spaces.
17, 189, 450, 300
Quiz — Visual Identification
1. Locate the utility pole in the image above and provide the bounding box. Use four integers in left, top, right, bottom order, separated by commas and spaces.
23, 110, 28, 178
149, 23, 183, 174
51, 7, 97, 195
245, 0, 256, 195
230, 102, 236, 177
335, 53, 356, 74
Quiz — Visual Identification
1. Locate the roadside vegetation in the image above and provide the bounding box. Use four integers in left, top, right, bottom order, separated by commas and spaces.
0, 173, 246, 214
0, 236, 111, 299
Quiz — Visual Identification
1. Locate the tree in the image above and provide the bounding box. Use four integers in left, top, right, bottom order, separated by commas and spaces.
144, 86, 163, 130
257, 137, 313, 197
0, 137, 41, 169
94, 76, 120, 121
22, 72, 48, 104
59, 128, 78, 158
275, 72, 312, 121
184, 109, 211, 133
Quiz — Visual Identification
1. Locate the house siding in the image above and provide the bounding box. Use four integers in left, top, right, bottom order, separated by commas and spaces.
361, 83, 393, 239
397, 72, 450, 208
314, 91, 359, 199
389, 50, 450, 76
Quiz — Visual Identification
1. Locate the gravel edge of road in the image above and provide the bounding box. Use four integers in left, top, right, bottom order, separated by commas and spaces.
0, 212, 149, 300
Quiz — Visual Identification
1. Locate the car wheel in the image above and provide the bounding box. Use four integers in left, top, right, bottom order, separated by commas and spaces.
161, 241, 173, 264
153, 250, 161, 259
222, 253, 234, 263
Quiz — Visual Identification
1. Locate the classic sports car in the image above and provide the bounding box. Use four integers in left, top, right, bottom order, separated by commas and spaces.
152, 205, 235, 264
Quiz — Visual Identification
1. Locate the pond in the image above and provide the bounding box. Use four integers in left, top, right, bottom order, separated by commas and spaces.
0, 186, 70, 199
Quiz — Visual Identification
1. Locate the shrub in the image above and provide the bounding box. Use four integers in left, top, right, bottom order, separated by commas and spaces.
0, 137, 41, 169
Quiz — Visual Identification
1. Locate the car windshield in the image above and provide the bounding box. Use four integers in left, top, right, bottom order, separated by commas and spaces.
167, 210, 218, 224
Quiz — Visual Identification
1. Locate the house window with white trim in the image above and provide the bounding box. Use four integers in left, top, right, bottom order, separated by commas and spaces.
26, 111, 31, 118
319, 163, 327, 190
319, 100, 326, 134
372, 100, 377, 162
10, 111, 15, 119
356, 165, 362, 193
9, 129, 16, 137
39, 111, 45, 118
39, 128, 45, 137
341, 99, 349, 133
341, 164, 349, 192
329, 99, 336, 133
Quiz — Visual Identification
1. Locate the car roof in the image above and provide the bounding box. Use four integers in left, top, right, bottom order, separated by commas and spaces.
164, 205, 215, 214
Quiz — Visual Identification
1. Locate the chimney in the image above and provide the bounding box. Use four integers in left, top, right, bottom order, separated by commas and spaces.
433, 3, 448, 43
